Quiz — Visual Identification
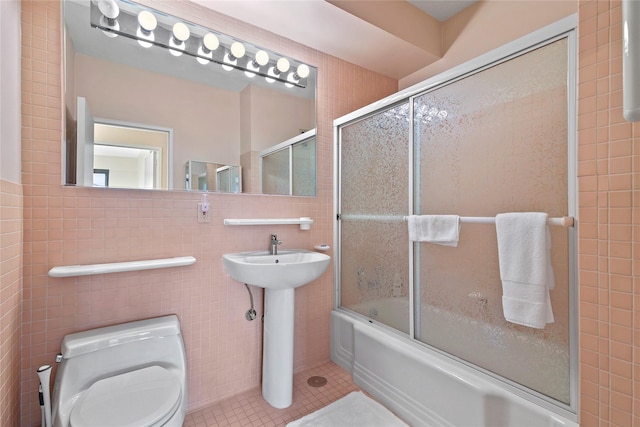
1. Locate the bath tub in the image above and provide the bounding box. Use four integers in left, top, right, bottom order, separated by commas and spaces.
331, 299, 578, 427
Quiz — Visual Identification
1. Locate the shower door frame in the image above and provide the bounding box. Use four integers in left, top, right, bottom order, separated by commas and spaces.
334, 15, 578, 419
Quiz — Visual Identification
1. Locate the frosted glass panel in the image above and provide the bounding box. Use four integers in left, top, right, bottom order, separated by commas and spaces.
215, 166, 241, 193
414, 39, 570, 403
339, 103, 410, 333
262, 149, 289, 195
292, 138, 316, 196
218, 168, 230, 192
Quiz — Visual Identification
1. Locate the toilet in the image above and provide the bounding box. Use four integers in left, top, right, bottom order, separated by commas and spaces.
51, 315, 187, 427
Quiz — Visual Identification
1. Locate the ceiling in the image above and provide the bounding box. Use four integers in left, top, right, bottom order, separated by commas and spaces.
191, 0, 478, 80
408, 0, 477, 21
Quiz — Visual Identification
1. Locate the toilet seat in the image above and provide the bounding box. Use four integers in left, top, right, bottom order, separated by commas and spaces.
70, 365, 182, 427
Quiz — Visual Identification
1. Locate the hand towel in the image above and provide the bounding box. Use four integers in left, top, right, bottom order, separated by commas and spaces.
495, 212, 555, 329
407, 215, 461, 247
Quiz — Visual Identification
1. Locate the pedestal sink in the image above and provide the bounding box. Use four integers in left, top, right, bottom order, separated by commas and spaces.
222, 249, 331, 408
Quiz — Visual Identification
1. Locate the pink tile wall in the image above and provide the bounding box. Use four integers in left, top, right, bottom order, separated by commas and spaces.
19, 1, 397, 426
578, 1, 640, 425
1, 179, 22, 427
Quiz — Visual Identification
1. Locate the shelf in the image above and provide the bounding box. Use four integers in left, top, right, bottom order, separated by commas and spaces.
48, 256, 196, 278
223, 217, 313, 230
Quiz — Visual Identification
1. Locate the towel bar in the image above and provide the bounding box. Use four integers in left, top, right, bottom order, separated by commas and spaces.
48, 256, 196, 277
456, 216, 574, 228
223, 217, 313, 230
340, 214, 574, 228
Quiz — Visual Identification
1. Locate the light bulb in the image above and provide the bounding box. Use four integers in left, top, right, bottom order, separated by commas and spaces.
137, 10, 157, 32
223, 42, 245, 71
296, 64, 310, 79
245, 50, 269, 78
98, 0, 119, 19
137, 10, 156, 48
265, 58, 290, 83
137, 27, 154, 47
286, 72, 296, 88
169, 40, 184, 56
245, 61, 258, 78
265, 67, 277, 83
255, 50, 269, 66
203, 33, 219, 51
99, 16, 119, 38
197, 47, 212, 65
197, 33, 219, 65
222, 58, 236, 71
276, 58, 290, 73
172, 22, 190, 42
169, 23, 189, 57
230, 42, 246, 59
98, 0, 119, 38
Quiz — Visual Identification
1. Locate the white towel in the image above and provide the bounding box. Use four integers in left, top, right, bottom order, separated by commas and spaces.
495, 212, 555, 329
407, 215, 460, 247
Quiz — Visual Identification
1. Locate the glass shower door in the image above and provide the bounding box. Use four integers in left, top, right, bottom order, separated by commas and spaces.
338, 103, 411, 333
292, 137, 316, 196
413, 38, 571, 404
262, 148, 290, 195
335, 30, 576, 412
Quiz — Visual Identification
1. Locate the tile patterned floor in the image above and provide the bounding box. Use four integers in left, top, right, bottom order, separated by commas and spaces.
183, 361, 361, 426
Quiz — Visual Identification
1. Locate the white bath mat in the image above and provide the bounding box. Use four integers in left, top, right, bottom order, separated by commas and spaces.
286, 391, 409, 427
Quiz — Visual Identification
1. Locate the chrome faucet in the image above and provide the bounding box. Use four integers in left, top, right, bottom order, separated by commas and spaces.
270, 234, 282, 255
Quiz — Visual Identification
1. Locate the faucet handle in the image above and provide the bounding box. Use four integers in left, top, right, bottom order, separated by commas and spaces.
269, 234, 282, 254
270, 234, 282, 244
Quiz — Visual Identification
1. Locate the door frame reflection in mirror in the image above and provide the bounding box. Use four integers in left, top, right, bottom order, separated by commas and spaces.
93, 118, 174, 190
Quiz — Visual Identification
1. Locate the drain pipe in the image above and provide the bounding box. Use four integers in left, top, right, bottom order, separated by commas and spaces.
36, 365, 52, 427
244, 283, 257, 321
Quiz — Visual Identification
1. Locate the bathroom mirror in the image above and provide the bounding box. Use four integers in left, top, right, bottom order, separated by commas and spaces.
62, 0, 317, 194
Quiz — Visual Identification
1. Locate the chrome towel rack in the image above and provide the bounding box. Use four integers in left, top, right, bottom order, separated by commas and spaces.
339, 214, 574, 228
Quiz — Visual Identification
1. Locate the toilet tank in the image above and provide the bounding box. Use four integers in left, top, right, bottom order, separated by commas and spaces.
52, 315, 187, 427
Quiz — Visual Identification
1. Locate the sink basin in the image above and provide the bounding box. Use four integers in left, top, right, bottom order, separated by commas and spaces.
222, 250, 331, 289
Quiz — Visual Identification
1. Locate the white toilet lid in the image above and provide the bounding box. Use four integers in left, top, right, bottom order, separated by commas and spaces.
70, 365, 182, 427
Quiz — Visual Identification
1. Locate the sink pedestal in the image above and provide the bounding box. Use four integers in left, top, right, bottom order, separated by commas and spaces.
262, 288, 295, 408
221, 249, 331, 409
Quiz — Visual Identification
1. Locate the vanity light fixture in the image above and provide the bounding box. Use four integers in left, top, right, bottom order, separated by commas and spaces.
266, 58, 291, 83
222, 41, 246, 71
196, 33, 219, 65
285, 74, 295, 88
245, 50, 270, 78
91, 0, 310, 88
277, 57, 291, 74
169, 22, 190, 57
286, 64, 311, 88
136, 10, 157, 48
295, 64, 310, 79
265, 68, 277, 83
98, 0, 120, 38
